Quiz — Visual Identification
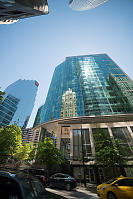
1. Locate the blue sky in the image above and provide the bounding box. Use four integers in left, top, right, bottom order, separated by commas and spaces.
0, 0, 133, 127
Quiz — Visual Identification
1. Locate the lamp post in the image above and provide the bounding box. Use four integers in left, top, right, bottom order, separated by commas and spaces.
80, 118, 86, 187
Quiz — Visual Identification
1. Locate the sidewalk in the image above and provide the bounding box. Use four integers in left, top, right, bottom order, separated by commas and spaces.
77, 183, 97, 194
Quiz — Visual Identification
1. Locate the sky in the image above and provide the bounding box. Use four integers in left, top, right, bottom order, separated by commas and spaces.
0, 0, 133, 128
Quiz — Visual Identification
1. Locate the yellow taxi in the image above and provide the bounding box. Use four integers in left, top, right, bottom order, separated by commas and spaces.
97, 176, 133, 199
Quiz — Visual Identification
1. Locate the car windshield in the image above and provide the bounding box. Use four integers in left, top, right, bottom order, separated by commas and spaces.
18, 176, 35, 199
106, 178, 118, 184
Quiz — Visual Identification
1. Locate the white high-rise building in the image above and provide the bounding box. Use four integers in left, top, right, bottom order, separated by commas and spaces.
69, 0, 108, 11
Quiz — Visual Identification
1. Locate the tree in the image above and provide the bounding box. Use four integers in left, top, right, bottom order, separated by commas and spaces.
27, 142, 36, 161
0, 90, 5, 102
0, 124, 22, 163
0, 124, 36, 168
14, 142, 35, 161
35, 138, 64, 175
94, 132, 128, 167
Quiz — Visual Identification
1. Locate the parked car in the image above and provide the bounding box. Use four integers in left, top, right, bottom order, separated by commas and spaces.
24, 168, 47, 187
0, 169, 46, 199
97, 176, 133, 199
47, 173, 77, 191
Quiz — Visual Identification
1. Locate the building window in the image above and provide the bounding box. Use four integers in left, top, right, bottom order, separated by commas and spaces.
92, 128, 109, 152
111, 127, 133, 155
60, 138, 70, 160
73, 129, 92, 161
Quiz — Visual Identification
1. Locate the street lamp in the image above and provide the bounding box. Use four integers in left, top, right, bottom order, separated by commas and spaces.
80, 117, 86, 187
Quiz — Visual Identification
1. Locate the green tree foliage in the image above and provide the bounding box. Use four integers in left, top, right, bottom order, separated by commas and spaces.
14, 142, 35, 161
0, 90, 5, 102
0, 124, 22, 163
94, 131, 128, 167
28, 142, 36, 161
0, 124, 36, 164
35, 138, 64, 173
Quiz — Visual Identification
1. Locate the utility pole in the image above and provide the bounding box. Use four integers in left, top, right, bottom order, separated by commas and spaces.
81, 118, 86, 187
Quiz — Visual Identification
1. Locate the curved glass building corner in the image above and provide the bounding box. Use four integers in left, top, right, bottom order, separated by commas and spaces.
38, 54, 133, 125
69, 0, 108, 11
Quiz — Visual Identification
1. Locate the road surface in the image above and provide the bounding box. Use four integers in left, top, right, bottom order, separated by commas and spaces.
46, 188, 99, 199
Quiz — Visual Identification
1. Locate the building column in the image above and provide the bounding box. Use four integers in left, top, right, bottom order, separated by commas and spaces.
89, 127, 95, 156
108, 126, 113, 137
70, 125, 73, 162
127, 126, 133, 140
56, 124, 61, 149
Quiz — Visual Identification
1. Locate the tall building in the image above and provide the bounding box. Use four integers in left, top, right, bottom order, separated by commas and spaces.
22, 127, 39, 145
33, 105, 43, 128
33, 54, 133, 183
0, 79, 39, 128
40, 54, 133, 124
0, 0, 49, 22
0, 94, 20, 127
69, 0, 108, 11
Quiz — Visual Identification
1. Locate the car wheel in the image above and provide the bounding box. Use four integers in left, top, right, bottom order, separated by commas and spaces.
65, 183, 71, 191
107, 192, 117, 199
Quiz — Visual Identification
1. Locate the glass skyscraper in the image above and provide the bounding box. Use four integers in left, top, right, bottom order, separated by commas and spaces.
33, 54, 133, 182
40, 54, 133, 124
0, 79, 39, 128
0, 0, 49, 22
0, 94, 20, 127
69, 0, 108, 11
33, 105, 43, 128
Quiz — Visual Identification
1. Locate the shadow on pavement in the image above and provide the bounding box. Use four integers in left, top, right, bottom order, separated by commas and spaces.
46, 191, 65, 199
68, 190, 98, 199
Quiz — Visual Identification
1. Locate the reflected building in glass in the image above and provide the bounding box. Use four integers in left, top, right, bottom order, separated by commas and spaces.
0, 79, 39, 128
33, 54, 133, 183
60, 88, 78, 118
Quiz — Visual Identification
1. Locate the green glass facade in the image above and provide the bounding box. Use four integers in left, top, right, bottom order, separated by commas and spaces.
33, 105, 43, 128
40, 54, 133, 124
0, 94, 20, 127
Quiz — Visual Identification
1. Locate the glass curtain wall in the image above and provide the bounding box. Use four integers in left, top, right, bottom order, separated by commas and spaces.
0, 94, 20, 127
40, 54, 133, 124
60, 138, 70, 160
73, 129, 92, 160
111, 127, 133, 155
92, 128, 109, 152
69, 0, 108, 11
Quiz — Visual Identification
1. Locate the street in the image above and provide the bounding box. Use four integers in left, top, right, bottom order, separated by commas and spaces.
46, 188, 99, 199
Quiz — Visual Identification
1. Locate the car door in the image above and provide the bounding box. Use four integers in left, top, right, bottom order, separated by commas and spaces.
54, 174, 65, 188
112, 179, 133, 199
49, 174, 57, 187
56, 174, 66, 188
119, 179, 133, 199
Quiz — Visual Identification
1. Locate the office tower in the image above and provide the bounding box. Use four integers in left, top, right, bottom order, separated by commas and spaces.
0, 94, 20, 127
0, 0, 49, 22
69, 0, 108, 11
33, 54, 133, 183
40, 54, 133, 124
0, 79, 39, 128
33, 105, 43, 128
